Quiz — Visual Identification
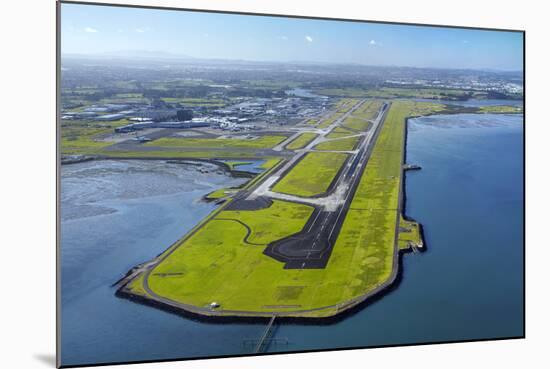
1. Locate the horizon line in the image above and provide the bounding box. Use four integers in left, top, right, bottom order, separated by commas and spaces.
60, 51, 524, 74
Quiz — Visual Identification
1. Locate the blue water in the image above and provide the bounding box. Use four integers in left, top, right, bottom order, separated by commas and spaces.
60, 160, 265, 366
219, 159, 266, 174
286, 88, 328, 99
60, 113, 524, 366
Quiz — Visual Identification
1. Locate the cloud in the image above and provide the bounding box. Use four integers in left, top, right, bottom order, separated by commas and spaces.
462, 40, 469, 44
135, 27, 152, 33
369, 39, 376, 45
84, 27, 98, 33
305, 35, 313, 43
280, 36, 288, 41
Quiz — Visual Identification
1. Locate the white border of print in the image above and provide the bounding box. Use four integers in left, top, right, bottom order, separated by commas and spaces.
1, 1, 548, 369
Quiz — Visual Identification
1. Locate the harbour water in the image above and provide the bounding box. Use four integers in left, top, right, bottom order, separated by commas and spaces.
286, 88, 328, 99
60, 113, 524, 366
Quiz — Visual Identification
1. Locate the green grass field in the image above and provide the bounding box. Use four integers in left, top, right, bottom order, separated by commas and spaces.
315, 87, 472, 100
337, 98, 360, 113
335, 100, 381, 133
259, 158, 282, 170
223, 161, 253, 170
148, 135, 287, 149
56, 117, 295, 157
126, 274, 148, 297
160, 97, 226, 107
477, 105, 523, 114
143, 200, 316, 312
314, 136, 361, 151
272, 152, 348, 197
326, 126, 356, 139
204, 159, 281, 200
315, 88, 368, 97
205, 188, 235, 200
318, 111, 344, 129
285, 132, 318, 150
61, 119, 129, 154
314, 98, 362, 129
306, 119, 318, 125
353, 100, 382, 120
342, 117, 371, 131
398, 215, 422, 250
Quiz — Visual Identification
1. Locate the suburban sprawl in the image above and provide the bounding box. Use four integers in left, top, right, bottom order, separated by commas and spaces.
61, 56, 523, 319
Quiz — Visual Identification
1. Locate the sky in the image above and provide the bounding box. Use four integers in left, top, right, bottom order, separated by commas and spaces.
61, 3, 524, 71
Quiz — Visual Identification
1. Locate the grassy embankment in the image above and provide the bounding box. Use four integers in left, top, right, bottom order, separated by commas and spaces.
271, 152, 349, 197
285, 132, 318, 150
398, 215, 422, 250
126, 100, 442, 317
477, 105, 523, 114
201, 162, 254, 200
224, 161, 253, 170
204, 188, 236, 200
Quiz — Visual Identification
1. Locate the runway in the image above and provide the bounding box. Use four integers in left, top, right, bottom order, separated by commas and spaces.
229, 100, 390, 269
